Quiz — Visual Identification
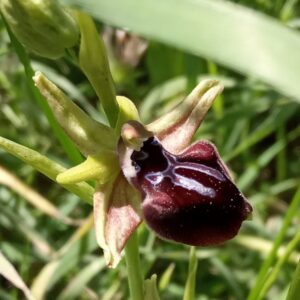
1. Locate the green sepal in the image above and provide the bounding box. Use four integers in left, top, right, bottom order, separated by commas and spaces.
33, 72, 116, 156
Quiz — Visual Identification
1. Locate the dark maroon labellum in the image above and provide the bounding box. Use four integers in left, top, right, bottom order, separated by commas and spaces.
130, 137, 252, 246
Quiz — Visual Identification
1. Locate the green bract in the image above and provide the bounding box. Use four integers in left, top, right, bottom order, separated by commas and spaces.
0, 0, 79, 59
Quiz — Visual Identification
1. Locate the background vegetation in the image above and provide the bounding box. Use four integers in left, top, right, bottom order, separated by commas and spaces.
0, 0, 299, 299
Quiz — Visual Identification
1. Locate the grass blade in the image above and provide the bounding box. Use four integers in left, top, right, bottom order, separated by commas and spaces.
258, 230, 300, 300
0, 165, 79, 225
57, 258, 106, 300
183, 246, 198, 300
286, 259, 300, 300
0, 251, 35, 300
65, 0, 300, 101
247, 186, 300, 300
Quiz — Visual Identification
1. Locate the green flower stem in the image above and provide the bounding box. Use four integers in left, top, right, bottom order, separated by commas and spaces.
287, 259, 300, 300
125, 231, 144, 300
183, 246, 198, 300
2, 15, 82, 165
247, 185, 300, 300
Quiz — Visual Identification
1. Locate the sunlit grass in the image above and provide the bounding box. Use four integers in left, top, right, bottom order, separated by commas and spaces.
0, 0, 299, 299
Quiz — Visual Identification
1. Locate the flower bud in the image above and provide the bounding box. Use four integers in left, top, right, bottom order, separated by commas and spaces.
129, 137, 252, 246
1, 0, 79, 59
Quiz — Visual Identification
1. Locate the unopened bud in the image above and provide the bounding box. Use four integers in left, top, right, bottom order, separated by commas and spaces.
1, 0, 79, 59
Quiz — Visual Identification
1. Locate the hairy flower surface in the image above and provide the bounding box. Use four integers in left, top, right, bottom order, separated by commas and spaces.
130, 137, 252, 246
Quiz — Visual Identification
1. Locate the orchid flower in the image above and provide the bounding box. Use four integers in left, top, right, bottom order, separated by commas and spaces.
34, 73, 252, 268
3, 1, 252, 268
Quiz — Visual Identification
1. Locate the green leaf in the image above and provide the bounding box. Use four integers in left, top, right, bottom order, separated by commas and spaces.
287, 259, 300, 300
31, 216, 95, 300
258, 230, 300, 300
158, 263, 175, 291
65, 0, 300, 101
247, 186, 300, 300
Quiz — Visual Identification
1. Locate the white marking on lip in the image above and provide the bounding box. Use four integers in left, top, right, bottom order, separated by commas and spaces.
143, 154, 216, 199
145, 173, 164, 185
175, 163, 226, 181
174, 174, 216, 198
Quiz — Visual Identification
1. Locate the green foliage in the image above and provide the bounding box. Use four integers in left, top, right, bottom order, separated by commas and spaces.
64, 0, 300, 101
0, 0, 299, 299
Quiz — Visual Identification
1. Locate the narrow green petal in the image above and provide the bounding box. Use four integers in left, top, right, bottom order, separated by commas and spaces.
57, 151, 119, 184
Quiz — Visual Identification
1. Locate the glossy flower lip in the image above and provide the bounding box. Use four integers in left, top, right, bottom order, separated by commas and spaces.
130, 137, 252, 246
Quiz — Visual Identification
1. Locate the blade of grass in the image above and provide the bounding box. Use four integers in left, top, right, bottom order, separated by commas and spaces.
210, 257, 244, 300
144, 274, 160, 300
2, 206, 54, 258
247, 185, 300, 300
57, 258, 106, 300
0, 165, 79, 225
258, 230, 300, 300
31, 215, 95, 300
0, 251, 35, 300
65, 0, 300, 101
276, 125, 287, 182
286, 259, 300, 300
237, 125, 300, 190
233, 235, 300, 265
159, 263, 175, 291
223, 104, 297, 161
